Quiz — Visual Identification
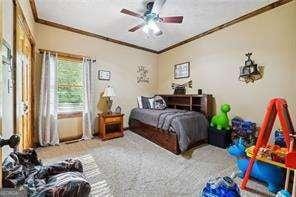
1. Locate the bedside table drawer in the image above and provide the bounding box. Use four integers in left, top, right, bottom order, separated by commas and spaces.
105, 117, 122, 123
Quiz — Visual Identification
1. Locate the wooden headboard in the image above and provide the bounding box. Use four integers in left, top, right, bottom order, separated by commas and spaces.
157, 94, 214, 119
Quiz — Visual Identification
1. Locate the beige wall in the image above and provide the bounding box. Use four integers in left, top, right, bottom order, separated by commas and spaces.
7, 0, 294, 143
35, 23, 158, 138
157, 1, 296, 126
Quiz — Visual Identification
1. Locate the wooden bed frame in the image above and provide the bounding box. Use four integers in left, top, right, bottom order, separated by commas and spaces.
129, 94, 214, 154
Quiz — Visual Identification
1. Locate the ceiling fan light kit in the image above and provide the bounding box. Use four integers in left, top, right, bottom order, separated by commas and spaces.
120, 0, 183, 36
143, 20, 161, 35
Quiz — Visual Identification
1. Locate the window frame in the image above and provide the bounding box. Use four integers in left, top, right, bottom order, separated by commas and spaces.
56, 56, 84, 117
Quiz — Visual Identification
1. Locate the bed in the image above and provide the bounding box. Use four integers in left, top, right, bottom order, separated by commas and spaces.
129, 94, 214, 154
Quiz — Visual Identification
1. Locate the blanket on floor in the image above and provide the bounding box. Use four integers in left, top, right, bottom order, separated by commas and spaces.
2, 149, 91, 197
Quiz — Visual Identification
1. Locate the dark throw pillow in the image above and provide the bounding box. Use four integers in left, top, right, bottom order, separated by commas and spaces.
141, 96, 151, 109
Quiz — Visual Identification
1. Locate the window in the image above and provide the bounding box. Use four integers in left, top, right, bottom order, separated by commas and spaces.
57, 58, 83, 112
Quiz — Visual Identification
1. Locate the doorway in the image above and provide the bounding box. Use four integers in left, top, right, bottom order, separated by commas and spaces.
0, 0, 3, 188
13, 1, 35, 150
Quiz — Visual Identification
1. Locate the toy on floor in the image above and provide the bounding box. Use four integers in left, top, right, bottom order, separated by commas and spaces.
227, 138, 284, 193
201, 173, 240, 197
231, 116, 256, 145
211, 104, 231, 130
276, 190, 291, 197
275, 129, 286, 147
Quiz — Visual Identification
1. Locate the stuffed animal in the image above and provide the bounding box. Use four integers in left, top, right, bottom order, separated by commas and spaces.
211, 104, 231, 130
227, 138, 284, 193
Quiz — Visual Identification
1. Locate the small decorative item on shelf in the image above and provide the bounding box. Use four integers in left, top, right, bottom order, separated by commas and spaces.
239, 53, 263, 83
198, 89, 202, 95
115, 106, 121, 114
171, 80, 192, 95
103, 85, 116, 114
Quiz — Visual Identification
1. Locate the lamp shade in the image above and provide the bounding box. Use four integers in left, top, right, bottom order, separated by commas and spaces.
103, 85, 116, 97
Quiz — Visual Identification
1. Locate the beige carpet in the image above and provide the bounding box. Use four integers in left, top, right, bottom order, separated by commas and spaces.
36, 131, 274, 197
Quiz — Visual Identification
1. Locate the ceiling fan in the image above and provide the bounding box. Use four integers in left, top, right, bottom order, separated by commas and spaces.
120, 0, 183, 36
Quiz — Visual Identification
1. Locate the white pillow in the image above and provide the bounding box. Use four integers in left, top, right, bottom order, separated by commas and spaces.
137, 96, 143, 109
148, 97, 155, 109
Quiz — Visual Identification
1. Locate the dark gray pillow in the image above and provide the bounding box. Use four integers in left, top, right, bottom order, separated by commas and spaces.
141, 96, 151, 109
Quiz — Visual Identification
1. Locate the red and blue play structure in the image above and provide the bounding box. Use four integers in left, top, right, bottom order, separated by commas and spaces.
227, 138, 284, 193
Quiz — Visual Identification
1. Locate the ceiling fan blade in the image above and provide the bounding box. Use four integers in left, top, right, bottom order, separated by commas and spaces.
129, 23, 145, 32
120, 9, 143, 18
154, 30, 163, 36
151, 0, 166, 14
161, 16, 183, 23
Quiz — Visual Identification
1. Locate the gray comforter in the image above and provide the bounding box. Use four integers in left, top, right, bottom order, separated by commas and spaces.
129, 108, 208, 152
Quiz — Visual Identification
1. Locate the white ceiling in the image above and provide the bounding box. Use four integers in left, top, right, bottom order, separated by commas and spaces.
35, 0, 276, 52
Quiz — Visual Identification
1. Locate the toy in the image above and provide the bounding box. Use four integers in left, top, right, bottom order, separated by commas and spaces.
276, 190, 291, 197
211, 104, 231, 130
231, 116, 256, 145
241, 99, 293, 192
227, 138, 284, 193
257, 145, 287, 164
275, 130, 286, 147
201, 175, 240, 197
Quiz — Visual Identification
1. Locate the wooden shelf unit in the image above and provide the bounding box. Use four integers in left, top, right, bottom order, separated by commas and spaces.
158, 94, 214, 118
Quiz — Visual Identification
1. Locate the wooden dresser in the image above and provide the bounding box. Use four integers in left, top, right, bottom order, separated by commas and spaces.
98, 113, 124, 141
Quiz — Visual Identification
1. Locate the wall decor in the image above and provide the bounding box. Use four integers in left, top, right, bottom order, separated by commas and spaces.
174, 62, 190, 79
2, 39, 12, 64
2, 39, 13, 93
171, 80, 192, 95
137, 65, 149, 83
239, 53, 263, 83
98, 70, 111, 80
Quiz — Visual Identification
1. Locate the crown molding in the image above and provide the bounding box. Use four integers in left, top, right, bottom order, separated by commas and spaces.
158, 0, 293, 53
29, 0, 293, 54
29, 0, 158, 54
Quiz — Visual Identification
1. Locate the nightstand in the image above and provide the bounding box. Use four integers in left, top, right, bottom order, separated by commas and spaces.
98, 113, 124, 141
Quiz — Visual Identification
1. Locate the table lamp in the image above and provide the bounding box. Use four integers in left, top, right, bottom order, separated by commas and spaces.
103, 85, 116, 114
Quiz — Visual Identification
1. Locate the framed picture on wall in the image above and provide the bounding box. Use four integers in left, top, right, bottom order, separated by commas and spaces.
98, 70, 111, 80
2, 39, 13, 94
2, 39, 12, 64
174, 62, 190, 79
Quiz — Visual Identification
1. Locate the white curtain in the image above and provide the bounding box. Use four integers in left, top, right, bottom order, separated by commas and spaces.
38, 52, 59, 146
82, 58, 93, 140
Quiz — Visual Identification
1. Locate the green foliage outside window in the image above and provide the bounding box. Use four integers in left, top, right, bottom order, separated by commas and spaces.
57, 59, 83, 110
